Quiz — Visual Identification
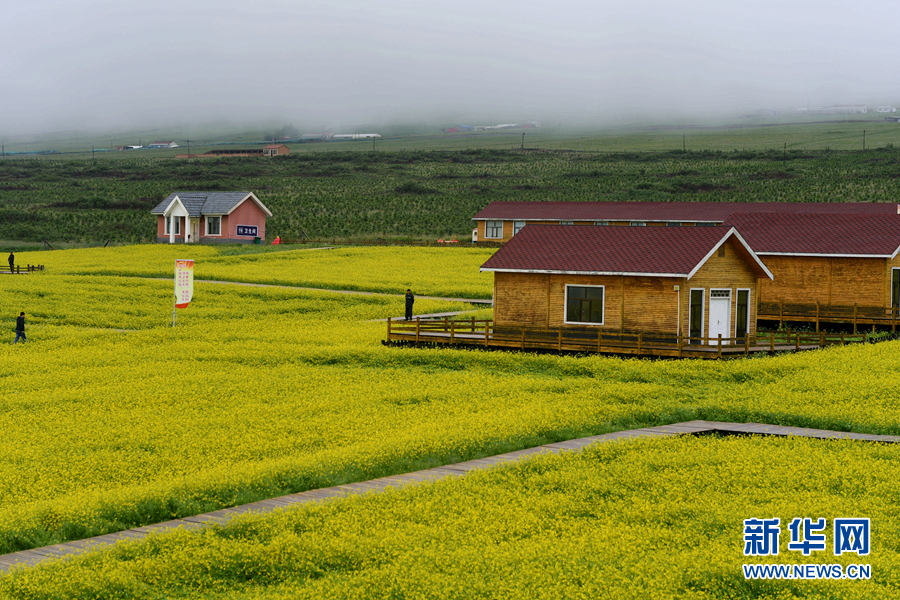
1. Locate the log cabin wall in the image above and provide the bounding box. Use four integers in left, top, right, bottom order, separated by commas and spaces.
758, 255, 885, 307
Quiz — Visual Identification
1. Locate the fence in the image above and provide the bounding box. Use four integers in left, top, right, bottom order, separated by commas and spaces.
385, 318, 865, 359
759, 301, 900, 332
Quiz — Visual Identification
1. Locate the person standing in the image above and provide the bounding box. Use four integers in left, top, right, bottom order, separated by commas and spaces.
405, 289, 414, 321
7, 252, 13, 274
14, 312, 26, 344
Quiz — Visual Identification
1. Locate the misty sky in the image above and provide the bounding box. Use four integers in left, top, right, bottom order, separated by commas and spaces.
3, 0, 900, 135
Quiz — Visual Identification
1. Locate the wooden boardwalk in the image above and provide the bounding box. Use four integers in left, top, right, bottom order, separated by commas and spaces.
2, 420, 897, 574
385, 318, 862, 359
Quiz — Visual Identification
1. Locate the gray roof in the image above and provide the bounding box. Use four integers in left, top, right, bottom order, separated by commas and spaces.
150, 192, 258, 217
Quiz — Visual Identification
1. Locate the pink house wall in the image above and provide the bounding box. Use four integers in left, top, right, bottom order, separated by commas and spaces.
219, 199, 267, 241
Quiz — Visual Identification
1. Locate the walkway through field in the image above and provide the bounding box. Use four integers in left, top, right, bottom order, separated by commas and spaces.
2, 420, 895, 573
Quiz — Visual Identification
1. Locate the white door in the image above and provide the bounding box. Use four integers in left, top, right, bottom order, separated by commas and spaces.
708, 289, 731, 344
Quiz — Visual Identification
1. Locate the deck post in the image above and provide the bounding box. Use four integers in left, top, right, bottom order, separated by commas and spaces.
415, 319, 420, 346
558, 328, 562, 351
521, 327, 526, 349
471, 316, 475, 332
841, 332, 845, 345
815, 302, 820, 333
853, 304, 858, 334
450, 320, 456, 345
745, 333, 749, 355
387, 316, 392, 341
717, 334, 722, 358
444, 316, 448, 332
770, 332, 774, 352
484, 322, 489, 347
678, 333, 683, 358
779, 302, 784, 329
795, 331, 800, 351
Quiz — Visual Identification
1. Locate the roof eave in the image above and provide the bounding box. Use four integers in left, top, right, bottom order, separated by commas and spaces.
480, 267, 686, 278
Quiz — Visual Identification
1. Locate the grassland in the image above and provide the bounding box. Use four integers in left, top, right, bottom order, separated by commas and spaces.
4, 119, 900, 246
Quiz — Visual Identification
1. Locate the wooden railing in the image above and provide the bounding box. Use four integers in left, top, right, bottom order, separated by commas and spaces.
6, 264, 44, 274
759, 301, 900, 332
385, 318, 866, 358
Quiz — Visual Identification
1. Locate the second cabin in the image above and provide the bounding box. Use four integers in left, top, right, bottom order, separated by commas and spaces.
480, 224, 772, 343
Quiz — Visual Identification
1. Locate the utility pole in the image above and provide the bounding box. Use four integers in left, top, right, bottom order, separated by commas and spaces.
863, 130, 866, 150
521, 132, 525, 151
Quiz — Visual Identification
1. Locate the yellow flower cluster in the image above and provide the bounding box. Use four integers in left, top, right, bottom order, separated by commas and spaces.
1, 244, 900, 585
16, 244, 497, 298
2, 435, 896, 599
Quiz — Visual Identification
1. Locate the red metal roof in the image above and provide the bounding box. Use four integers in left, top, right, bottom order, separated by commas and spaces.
480, 224, 770, 278
723, 213, 900, 256
472, 201, 898, 223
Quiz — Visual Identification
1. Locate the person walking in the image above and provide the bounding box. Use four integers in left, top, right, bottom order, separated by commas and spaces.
14, 312, 26, 344
7, 252, 14, 274
405, 289, 415, 321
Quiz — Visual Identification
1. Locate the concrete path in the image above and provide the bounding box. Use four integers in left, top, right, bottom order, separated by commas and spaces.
1, 420, 896, 574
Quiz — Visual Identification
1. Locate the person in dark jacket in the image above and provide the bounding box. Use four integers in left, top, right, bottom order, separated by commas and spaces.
405, 289, 414, 321
15, 312, 26, 344
8, 252, 13, 274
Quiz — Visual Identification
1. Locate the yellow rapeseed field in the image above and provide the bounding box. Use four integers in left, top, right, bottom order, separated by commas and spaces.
2, 245, 900, 593
2, 435, 896, 599
16, 244, 496, 298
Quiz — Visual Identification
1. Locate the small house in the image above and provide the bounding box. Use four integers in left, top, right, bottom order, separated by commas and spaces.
263, 144, 290, 156
150, 192, 272, 244
480, 225, 772, 343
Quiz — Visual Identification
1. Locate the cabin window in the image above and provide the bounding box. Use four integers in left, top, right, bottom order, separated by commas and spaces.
696, 222, 716, 227
667, 222, 682, 227
513, 221, 526, 235
689, 289, 705, 344
564, 285, 604, 325
630, 221, 647, 226
594, 221, 609, 226
892, 269, 900, 312
206, 216, 221, 236
485, 221, 503, 238
736, 289, 750, 339
560, 221, 574, 225
165, 216, 180, 235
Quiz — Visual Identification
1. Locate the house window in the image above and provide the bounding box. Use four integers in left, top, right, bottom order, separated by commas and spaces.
736, 289, 750, 340
667, 222, 682, 227
513, 221, 526, 235
565, 285, 604, 325
689, 289, 704, 344
206, 216, 221, 236
165, 216, 180, 235
594, 221, 609, 226
485, 221, 503, 238
630, 221, 647, 227
559, 221, 574, 225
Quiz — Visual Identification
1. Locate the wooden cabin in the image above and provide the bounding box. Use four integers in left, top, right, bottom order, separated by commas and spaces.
723, 213, 900, 322
472, 201, 898, 244
150, 191, 272, 244
480, 224, 772, 343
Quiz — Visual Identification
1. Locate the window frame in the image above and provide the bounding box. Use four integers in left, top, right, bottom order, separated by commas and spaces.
484, 220, 503, 239
513, 221, 526, 235
165, 216, 180, 235
563, 284, 605, 326
205, 215, 222, 237
736, 288, 751, 340
630, 221, 647, 227
688, 288, 705, 344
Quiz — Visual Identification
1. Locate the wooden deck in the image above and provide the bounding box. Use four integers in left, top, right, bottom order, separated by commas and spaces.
385, 317, 863, 358
2, 419, 897, 574
759, 301, 900, 332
